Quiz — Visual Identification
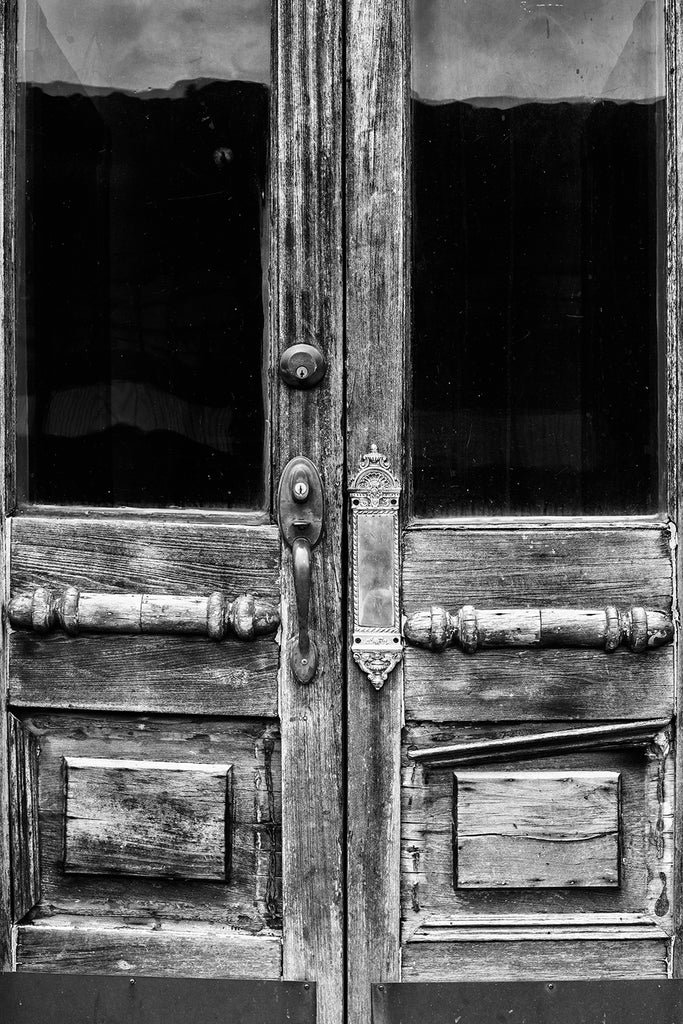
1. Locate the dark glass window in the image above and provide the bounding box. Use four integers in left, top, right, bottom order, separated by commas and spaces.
18, 0, 270, 508
412, 0, 665, 516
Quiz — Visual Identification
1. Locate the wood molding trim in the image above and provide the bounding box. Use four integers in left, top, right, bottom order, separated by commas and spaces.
408, 914, 669, 944
408, 720, 672, 768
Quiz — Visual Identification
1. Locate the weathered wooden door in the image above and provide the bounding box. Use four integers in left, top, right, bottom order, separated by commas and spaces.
0, 3, 344, 1024
2, 1, 683, 1024
345, 1, 682, 1022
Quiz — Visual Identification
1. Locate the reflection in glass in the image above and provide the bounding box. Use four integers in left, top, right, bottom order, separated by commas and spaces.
356, 515, 396, 629
18, 0, 269, 507
412, 0, 665, 516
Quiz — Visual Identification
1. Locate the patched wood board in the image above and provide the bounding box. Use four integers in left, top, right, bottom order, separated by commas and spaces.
64, 757, 232, 881
454, 771, 620, 889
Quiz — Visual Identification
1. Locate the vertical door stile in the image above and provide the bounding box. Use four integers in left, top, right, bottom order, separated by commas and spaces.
272, 4, 345, 1024
667, 0, 683, 978
346, 1, 409, 1022
0, 0, 16, 972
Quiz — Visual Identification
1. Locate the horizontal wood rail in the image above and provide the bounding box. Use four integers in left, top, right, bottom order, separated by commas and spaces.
403, 604, 674, 654
8, 587, 280, 641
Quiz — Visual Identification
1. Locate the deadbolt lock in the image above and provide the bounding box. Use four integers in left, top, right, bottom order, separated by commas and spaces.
279, 343, 327, 389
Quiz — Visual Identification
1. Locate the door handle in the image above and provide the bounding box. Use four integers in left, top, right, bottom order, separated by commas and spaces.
292, 536, 315, 682
278, 457, 324, 684
8, 587, 279, 640
404, 604, 674, 653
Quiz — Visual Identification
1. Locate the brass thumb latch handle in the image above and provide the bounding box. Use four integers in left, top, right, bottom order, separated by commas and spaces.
278, 456, 324, 684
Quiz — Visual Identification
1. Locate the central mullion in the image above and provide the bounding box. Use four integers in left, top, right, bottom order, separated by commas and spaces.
345, 1, 409, 1022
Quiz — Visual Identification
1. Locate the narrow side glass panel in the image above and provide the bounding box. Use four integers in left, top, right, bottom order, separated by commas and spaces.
411, 0, 665, 516
18, 0, 270, 508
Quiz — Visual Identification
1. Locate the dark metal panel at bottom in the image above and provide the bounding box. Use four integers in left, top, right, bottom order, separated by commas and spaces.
372, 981, 683, 1024
0, 975, 315, 1024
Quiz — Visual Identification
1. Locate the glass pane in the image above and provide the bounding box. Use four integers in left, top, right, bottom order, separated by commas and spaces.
412, 0, 665, 516
18, 0, 269, 508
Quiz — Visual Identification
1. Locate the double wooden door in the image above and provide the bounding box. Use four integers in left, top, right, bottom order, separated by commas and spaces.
1, 2, 681, 1024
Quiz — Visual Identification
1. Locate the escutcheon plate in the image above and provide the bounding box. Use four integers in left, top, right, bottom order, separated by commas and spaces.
349, 446, 403, 689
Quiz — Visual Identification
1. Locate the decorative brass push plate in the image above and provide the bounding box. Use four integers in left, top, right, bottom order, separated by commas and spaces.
349, 446, 403, 690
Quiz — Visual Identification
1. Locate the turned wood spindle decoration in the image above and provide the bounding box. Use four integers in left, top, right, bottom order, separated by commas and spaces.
8, 587, 280, 641
403, 604, 674, 654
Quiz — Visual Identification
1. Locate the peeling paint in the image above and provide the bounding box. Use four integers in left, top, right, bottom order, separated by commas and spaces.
654, 871, 670, 917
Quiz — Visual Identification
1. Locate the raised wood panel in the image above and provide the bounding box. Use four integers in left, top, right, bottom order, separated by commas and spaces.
403, 527, 674, 721
9, 633, 278, 717
20, 713, 281, 932
64, 758, 232, 882
454, 772, 620, 889
401, 724, 674, 935
401, 939, 669, 981
11, 518, 279, 596
16, 920, 281, 978
8, 715, 40, 921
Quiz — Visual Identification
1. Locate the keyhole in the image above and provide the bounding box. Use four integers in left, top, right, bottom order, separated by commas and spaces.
296, 365, 309, 379
293, 479, 309, 501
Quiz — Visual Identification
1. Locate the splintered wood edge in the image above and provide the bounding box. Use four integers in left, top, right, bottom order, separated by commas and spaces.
408, 719, 673, 766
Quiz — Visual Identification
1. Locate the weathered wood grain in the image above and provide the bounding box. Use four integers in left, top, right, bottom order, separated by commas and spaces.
668, 0, 683, 978
17, 713, 281, 932
403, 526, 674, 721
454, 772, 621, 889
346, 0, 409, 1019
401, 724, 674, 935
8, 715, 40, 922
9, 633, 279, 716
401, 938, 669, 981
11, 518, 280, 596
272, 2, 345, 1022
9, 518, 282, 712
404, 646, 674, 722
16, 920, 281, 978
64, 757, 232, 882
403, 527, 673, 609
0, 0, 16, 970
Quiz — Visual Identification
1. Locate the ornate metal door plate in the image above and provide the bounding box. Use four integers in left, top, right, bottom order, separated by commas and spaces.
349, 445, 403, 689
